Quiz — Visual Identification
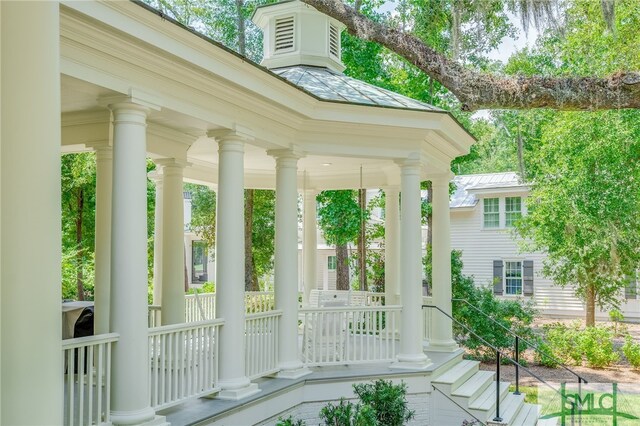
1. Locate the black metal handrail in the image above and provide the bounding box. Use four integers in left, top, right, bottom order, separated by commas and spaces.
452, 298, 588, 385
423, 304, 576, 422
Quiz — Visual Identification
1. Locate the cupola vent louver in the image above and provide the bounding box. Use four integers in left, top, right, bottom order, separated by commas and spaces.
329, 23, 339, 58
275, 16, 295, 53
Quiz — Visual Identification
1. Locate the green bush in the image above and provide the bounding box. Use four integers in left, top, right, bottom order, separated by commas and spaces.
541, 322, 583, 366
352, 380, 414, 426
622, 335, 640, 369
319, 399, 377, 426
276, 416, 306, 426
443, 250, 537, 360
578, 326, 619, 368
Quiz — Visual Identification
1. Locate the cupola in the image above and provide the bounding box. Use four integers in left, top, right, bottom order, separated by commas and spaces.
252, 0, 346, 73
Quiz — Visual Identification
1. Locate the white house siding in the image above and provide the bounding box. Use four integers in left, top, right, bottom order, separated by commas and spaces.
450, 192, 585, 317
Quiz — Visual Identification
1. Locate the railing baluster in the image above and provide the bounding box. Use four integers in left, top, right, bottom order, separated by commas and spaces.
494, 350, 502, 422
514, 336, 520, 395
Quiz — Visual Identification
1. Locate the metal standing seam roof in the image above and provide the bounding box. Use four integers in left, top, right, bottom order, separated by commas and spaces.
272, 65, 442, 111
450, 172, 526, 209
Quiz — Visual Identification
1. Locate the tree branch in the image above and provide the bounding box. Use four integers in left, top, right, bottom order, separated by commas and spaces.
302, 0, 640, 111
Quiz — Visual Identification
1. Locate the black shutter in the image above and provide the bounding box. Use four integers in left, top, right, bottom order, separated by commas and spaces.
493, 260, 503, 295
523, 260, 534, 296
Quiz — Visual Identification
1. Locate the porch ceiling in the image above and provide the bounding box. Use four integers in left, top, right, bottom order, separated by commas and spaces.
60, 1, 476, 190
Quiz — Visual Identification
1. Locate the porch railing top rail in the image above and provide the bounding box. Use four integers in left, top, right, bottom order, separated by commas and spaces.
148, 318, 224, 335
300, 305, 401, 312
451, 298, 587, 384
246, 309, 283, 319
62, 332, 119, 349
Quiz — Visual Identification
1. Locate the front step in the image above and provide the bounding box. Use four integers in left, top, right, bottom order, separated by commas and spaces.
510, 403, 541, 426
450, 370, 494, 407
489, 392, 525, 425
432, 359, 479, 393
468, 380, 510, 421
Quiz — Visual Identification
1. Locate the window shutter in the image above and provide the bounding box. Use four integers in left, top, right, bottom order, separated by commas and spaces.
493, 260, 503, 295
523, 260, 534, 296
625, 274, 637, 299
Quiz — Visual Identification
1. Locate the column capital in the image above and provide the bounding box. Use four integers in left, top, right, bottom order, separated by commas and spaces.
395, 158, 422, 175
426, 171, 454, 185
207, 126, 254, 143
154, 157, 189, 169
267, 148, 305, 160
99, 90, 161, 112
85, 140, 112, 152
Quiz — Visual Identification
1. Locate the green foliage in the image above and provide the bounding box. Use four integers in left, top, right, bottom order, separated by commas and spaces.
276, 416, 306, 426
319, 398, 377, 426
622, 336, 640, 369
186, 183, 216, 249
352, 380, 414, 426
186, 281, 216, 294
538, 323, 620, 368
251, 190, 276, 280
316, 190, 364, 247
442, 250, 537, 360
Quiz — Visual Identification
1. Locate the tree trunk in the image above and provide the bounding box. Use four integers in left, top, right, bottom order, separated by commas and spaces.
75, 188, 85, 301
184, 245, 189, 292
301, 0, 640, 111
357, 188, 367, 291
516, 124, 526, 179
235, 0, 246, 56
336, 243, 349, 290
244, 189, 259, 291
586, 282, 596, 327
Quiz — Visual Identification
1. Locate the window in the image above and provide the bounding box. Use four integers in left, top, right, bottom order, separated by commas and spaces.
505, 261, 523, 295
192, 241, 208, 283
483, 198, 499, 228
327, 255, 337, 270
505, 197, 522, 227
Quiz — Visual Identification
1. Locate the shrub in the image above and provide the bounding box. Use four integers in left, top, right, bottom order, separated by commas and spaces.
539, 323, 619, 368
541, 322, 582, 366
609, 309, 626, 335
352, 380, 414, 426
622, 335, 640, 369
319, 399, 377, 426
276, 416, 306, 426
578, 326, 619, 368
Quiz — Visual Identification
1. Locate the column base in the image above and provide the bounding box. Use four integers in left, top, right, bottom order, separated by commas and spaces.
217, 383, 261, 400
110, 408, 163, 425
426, 340, 459, 352
390, 353, 432, 370
276, 365, 312, 380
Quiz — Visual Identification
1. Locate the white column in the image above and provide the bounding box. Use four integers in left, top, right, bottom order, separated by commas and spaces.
159, 159, 186, 325
429, 174, 457, 351
271, 150, 311, 379
212, 132, 259, 400
302, 189, 318, 306
109, 102, 158, 424
1, 2, 62, 423
94, 145, 113, 335
391, 159, 430, 369
150, 170, 163, 306
384, 186, 400, 307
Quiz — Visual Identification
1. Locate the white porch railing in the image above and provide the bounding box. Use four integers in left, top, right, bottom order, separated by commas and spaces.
149, 305, 162, 328
185, 292, 216, 321
299, 306, 401, 366
63, 333, 118, 426
366, 292, 385, 306
245, 310, 282, 379
245, 291, 275, 314
148, 319, 223, 410
423, 296, 433, 341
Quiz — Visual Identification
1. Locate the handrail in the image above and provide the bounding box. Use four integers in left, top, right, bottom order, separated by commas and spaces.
423, 304, 575, 422
300, 305, 402, 312
148, 318, 224, 335
62, 332, 119, 349
452, 298, 587, 384
246, 309, 283, 320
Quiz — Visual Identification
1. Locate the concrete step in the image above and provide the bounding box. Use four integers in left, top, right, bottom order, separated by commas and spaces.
451, 370, 495, 407
536, 418, 559, 426
432, 359, 479, 393
468, 381, 510, 420
489, 392, 525, 425
509, 403, 540, 426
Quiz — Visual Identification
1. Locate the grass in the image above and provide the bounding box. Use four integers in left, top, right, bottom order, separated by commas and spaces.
508, 384, 640, 425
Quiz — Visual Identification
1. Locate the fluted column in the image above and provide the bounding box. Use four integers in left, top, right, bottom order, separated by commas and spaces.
109, 101, 158, 424
391, 158, 430, 370
93, 144, 113, 335
150, 170, 163, 306
158, 159, 186, 325
302, 189, 318, 306
384, 186, 400, 307
211, 131, 259, 400
1, 2, 62, 423
270, 150, 311, 379
428, 173, 457, 351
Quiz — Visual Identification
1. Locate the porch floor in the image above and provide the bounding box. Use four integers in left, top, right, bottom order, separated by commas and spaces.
159, 350, 461, 426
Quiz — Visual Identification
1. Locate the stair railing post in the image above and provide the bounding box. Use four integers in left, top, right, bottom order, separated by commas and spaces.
494, 350, 502, 422
514, 336, 520, 395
